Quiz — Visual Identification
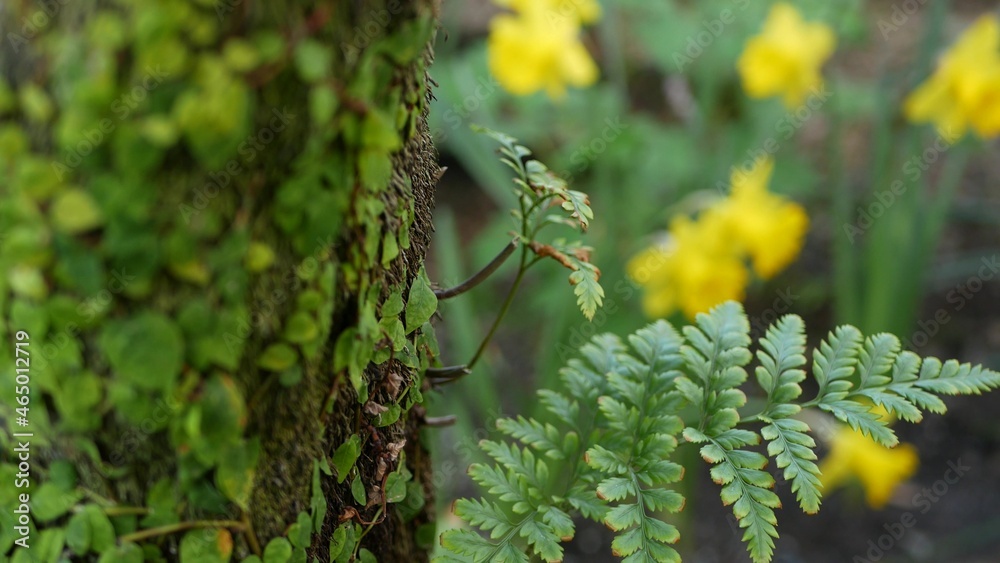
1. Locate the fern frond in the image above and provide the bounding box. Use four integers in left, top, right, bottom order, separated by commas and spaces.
809, 326, 898, 446
531, 239, 605, 320
445, 500, 567, 562
452, 498, 516, 539
754, 314, 807, 415
466, 461, 529, 508
915, 357, 1000, 395
439, 526, 532, 563
524, 160, 594, 231
586, 321, 687, 563
441, 301, 1000, 563
680, 302, 752, 436
751, 315, 821, 513
685, 428, 779, 563
818, 395, 898, 447
479, 441, 549, 502
562, 486, 606, 521
625, 320, 686, 396
760, 417, 821, 513
471, 125, 529, 180
560, 333, 625, 405
811, 325, 863, 395
498, 416, 571, 460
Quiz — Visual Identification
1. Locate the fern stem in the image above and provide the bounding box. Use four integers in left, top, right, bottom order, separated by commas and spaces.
484, 511, 539, 561
467, 247, 529, 370
434, 238, 520, 300
467, 164, 534, 370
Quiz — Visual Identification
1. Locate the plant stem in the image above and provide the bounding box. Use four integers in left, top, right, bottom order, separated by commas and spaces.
467, 248, 529, 370
434, 238, 519, 300
102, 506, 151, 516
241, 511, 262, 556
118, 520, 246, 543
353, 507, 385, 559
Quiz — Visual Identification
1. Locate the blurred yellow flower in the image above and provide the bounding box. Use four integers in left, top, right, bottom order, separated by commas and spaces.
904, 15, 1000, 139
488, 0, 600, 99
718, 158, 810, 279
495, 0, 601, 24
628, 157, 807, 320
819, 426, 918, 509
628, 212, 748, 320
737, 3, 836, 107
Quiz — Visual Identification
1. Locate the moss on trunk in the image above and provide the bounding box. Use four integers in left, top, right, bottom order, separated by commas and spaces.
0, 0, 440, 560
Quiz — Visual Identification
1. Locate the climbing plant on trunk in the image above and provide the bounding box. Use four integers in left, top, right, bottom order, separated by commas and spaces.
0, 1, 441, 561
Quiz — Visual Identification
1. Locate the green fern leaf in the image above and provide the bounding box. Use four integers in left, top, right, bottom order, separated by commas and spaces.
811, 325, 863, 393
540, 505, 575, 540
817, 398, 898, 447
537, 390, 580, 429
453, 498, 515, 538
570, 264, 604, 321
752, 315, 822, 513
560, 333, 625, 405
524, 160, 594, 230
438, 528, 506, 561
586, 320, 687, 563
855, 334, 900, 389
467, 458, 535, 511
886, 351, 947, 415
519, 519, 563, 561
915, 358, 1000, 395
566, 487, 607, 520
754, 315, 807, 411
685, 428, 779, 563
442, 301, 1000, 563
760, 417, 822, 513
480, 441, 549, 497
682, 303, 752, 437
498, 416, 570, 460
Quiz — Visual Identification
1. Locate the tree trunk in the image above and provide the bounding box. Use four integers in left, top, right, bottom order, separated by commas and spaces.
1, 1, 440, 561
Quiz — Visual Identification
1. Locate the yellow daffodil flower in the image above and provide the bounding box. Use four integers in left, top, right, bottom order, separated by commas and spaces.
487, 0, 600, 99
737, 3, 836, 108
666, 212, 749, 319
627, 212, 749, 320
495, 0, 601, 25
628, 157, 807, 320
718, 158, 809, 279
904, 15, 1000, 139
819, 426, 919, 509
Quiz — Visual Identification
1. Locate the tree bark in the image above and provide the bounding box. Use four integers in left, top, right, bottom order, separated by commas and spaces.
1, 0, 440, 561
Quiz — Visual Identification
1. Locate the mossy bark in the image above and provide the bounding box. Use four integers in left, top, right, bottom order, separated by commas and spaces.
1, 0, 440, 561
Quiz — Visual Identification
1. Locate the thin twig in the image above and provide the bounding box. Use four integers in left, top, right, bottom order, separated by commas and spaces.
118, 520, 246, 543
434, 238, 519, 300
424, 415, 458, 427
426, 365, 471, 380
241, 511, 262, 556
467, 247, 530, 370
102, 506, 151, 517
